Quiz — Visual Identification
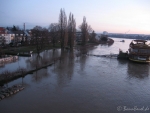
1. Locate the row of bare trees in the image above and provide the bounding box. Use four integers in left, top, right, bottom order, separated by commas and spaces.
31, 26, 49, 54
57, 9, 97, 46
49, 23, 59, 47
30, 8, 97, 54
50, 8, 76, 49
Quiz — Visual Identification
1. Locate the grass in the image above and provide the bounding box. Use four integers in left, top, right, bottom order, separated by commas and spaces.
2, 42, 98, 56
3, 44, 61, 55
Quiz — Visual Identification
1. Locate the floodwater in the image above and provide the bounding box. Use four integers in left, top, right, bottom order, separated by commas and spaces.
0, 38, 150, 113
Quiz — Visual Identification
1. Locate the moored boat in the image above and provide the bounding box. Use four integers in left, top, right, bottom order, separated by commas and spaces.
128, 40, 150, 63
120, 40, 125, 42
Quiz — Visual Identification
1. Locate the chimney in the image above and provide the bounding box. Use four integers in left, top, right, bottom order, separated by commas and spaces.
24, 23, 25, 31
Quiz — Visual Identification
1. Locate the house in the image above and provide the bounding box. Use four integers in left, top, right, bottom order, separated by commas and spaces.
0, 26, 31, 46
0, 27, 14, 45
12, 31, 24, 44
0, 27, 6, 35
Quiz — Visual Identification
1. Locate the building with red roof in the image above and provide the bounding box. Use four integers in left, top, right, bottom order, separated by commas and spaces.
0, 27, 6, 35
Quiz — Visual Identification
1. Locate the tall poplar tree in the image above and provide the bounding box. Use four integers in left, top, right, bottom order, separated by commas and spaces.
59, 8, 68, 49
68, 13, 76, 49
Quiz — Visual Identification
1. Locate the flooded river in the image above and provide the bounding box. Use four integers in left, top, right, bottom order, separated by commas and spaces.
0, 38, 150, 113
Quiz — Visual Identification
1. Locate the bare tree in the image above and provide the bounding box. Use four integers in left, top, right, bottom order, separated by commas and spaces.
41, 28, 48, 49
68, 13, 76, 50
59, 8, 68, 49
31, 26, 43, 54
89, 30, 97, 43
2, 70, 11, 88
31, 26, 49, 54
79, 16, 92, 45
24, 35, 28, 46
49, 23, 60, 47
0, 36, 6, 46
0, 46, 4, 58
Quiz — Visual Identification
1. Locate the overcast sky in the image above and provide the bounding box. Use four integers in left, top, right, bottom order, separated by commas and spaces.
0, 0, 150, 34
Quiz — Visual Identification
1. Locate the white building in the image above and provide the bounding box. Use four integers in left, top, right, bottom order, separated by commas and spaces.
0, 27, 15, 45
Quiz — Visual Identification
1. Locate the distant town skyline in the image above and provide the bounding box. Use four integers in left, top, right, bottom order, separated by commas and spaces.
0, 0, 150, 34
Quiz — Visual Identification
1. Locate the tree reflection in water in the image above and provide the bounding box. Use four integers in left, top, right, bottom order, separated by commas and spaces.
24, 47, 94, 86
31, 54, 47, 82
27, 50, 61, 82
32, 69, 49, 83
53, 49, 75, 88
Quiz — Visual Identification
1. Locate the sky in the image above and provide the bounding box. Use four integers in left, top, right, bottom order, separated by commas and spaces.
0, 0, 150, 34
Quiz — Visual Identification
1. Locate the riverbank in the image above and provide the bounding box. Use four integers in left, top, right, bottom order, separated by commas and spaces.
2, 43, 99, 56
2, 44, 61, 56
0, 43, 101, 86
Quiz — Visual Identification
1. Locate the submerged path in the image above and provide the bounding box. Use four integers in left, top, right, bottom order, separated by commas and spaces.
0, 56, 63, 86
0, 62, 55, 86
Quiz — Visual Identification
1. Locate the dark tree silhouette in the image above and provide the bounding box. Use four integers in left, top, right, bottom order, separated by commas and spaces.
89, 30, 97, 43
31, 26, 48, 54
59, 8, 68, 49
31, 26, 42, 54
2, 70, 11, 88
12, 25, 20, 31
12, 25, 17, 31
68, 13, 76, 50
49, 23, 60, 47
41, 28, 49, 49
79, 16, 92, 45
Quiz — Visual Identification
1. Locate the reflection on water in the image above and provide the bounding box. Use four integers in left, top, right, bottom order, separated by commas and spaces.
27, 49, 62, 83
99, 42, 114, 47
117, 59, 150, 79
0, 38, 150, 113
31, 68, 49, 83
127, 62, 150, 79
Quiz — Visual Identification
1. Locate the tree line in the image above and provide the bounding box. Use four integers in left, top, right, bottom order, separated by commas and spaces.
0, 8, 98, 56
30, 8, 98, 53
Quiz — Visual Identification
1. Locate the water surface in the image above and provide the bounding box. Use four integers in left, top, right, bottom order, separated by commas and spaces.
0, 38, 150, 113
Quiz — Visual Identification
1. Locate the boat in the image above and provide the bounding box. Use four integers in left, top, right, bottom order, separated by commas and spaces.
128, 40, 150, 63
120, 40, 125, 42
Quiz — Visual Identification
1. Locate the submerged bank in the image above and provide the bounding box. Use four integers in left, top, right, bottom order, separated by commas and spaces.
0, 61, 55, 86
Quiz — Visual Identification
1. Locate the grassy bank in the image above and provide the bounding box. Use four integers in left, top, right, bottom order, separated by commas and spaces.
3, 44, 61, 55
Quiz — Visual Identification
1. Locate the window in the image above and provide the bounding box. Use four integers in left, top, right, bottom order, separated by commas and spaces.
139, 49, 148, 53
131, 49, 138, 53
